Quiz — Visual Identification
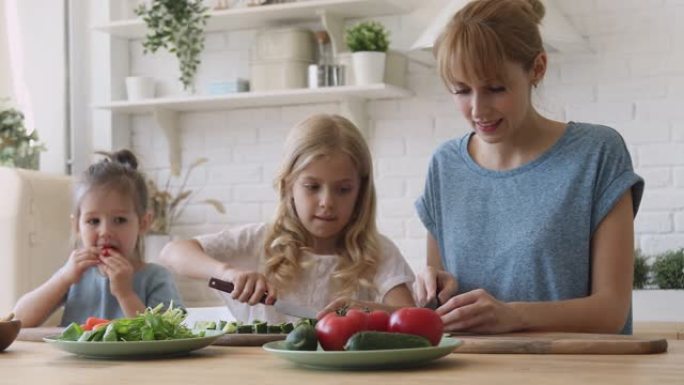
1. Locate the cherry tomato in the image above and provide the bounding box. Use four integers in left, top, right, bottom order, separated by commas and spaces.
82, 316, 110, 331
388, 307, 443, 346
315, 309, 368, 351
366, 310, 390, 331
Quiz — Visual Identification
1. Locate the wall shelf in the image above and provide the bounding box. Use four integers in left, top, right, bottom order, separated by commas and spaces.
95, 0, 423, 39
94, 84, 410, 113
96, 0, 420, 175
95, 84, 412, 174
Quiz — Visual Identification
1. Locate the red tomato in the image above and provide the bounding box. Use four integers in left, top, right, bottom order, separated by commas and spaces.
83, 316, 110, 331
366, 310, 390, 331
388, 307, 443, 346
315, 309, 368, 351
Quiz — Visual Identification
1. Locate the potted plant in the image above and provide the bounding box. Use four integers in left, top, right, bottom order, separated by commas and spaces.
144, 157, 225, 261
134, 0, 210, 92
147, 157, 225, 235
345, 20, 390, 85
0, 105, 46, 170
632, 248, 684, 323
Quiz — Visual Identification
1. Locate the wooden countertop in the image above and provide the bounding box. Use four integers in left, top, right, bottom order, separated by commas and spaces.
2, 340, 683, 385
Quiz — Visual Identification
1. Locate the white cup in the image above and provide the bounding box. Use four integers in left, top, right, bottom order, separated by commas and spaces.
125, 76, 155, 100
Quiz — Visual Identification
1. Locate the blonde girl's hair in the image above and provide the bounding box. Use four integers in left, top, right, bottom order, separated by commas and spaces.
263, 114, 380, 298
434, 0, 546, 90
72, 149, 149, 261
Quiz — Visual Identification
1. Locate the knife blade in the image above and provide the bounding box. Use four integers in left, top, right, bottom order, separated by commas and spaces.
208, 277, 318, 319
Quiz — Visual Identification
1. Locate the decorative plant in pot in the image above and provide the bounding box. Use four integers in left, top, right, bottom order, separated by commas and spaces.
147, 157, 225, 235
631, 248, 684, 322
345, 20, 390, 85
135, 0, 210, 92
144, 157, 225, 261
0, 105, 46, 170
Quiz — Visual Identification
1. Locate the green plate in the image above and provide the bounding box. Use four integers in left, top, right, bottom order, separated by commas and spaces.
262, 337, 462, 369
43, 330, 225, 359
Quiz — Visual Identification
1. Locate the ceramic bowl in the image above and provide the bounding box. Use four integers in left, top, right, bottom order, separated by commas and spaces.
0, 320, 21, 351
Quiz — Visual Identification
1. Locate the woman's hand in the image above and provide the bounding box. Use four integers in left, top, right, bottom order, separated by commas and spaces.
221, 268, 277, 305
99, 249, 135, 299
437, 288, 524, 334
60, 247, 100, 285
414, 266, 458, 307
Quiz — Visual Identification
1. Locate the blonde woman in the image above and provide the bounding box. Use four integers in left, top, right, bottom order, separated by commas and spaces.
160, 114, 415, 323
414, 0, 643, 334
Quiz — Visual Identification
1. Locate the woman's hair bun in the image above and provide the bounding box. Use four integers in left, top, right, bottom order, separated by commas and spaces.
525, 0, 546, 24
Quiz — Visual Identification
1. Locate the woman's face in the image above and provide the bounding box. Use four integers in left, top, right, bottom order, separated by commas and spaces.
449, 60, 539, 144
291, 150, 361, 254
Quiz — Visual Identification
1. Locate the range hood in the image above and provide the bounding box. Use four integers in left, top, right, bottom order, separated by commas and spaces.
410, 0, 591, 54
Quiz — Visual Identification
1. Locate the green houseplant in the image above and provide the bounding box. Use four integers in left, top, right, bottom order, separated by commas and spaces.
135, 0, 210, 92
345, 21, 390, 85
651, 249, 684, 289
345, 21, 390, 53
0, 105, 46, 169
633, 249, 650, 289
147, 157, 225, 235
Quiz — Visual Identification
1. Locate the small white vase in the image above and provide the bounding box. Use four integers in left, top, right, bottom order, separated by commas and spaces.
352, 51, 386, 85
125, 76, 156, 100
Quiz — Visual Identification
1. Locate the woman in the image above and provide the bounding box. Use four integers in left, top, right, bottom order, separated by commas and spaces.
413, 0, 644, 334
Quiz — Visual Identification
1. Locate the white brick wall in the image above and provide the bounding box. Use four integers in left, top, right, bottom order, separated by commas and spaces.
128, 0, 684, 272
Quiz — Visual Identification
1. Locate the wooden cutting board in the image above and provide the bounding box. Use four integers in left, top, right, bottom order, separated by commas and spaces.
17, 327, 286, 346
452, 332, 668, 354
213, 334, 285, 346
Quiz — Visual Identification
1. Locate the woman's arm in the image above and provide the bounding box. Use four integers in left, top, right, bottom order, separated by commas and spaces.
512, 190, 635, 333
439, 191, 635, 333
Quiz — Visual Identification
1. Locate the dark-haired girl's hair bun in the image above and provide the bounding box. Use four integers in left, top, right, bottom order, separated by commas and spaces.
95, 149, 139, 170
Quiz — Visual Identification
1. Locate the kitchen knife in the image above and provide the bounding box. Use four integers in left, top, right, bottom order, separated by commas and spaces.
208, 277, 318, 319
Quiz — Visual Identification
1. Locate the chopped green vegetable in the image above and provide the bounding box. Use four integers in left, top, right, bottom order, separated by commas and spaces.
103, 323, 118, 341
59, 323, 83, 341
280, 322, 294, 333
237, 324, 254, 334
57, 302, 197, 342
253, 322, 267, 334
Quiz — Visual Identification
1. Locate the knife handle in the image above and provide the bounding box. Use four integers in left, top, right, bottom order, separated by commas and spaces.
208, 277, 269, 304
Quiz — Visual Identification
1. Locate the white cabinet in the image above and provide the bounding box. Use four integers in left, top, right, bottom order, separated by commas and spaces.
95, 0, 422, 174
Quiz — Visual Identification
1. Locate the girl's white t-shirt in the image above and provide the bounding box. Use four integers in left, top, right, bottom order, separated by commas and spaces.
195, 223, 415, 323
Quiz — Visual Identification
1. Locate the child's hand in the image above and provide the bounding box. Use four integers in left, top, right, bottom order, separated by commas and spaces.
98, 249, 135, 299
221, 268, 277, 305
60, 247, 100, 285
414, 267, 458, 308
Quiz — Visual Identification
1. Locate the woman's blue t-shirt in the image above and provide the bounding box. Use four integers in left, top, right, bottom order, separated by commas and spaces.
415, 122, 644, 334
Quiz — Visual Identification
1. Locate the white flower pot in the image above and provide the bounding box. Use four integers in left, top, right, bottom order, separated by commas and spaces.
125, 76, 155, 100
352, 51, 386, 85
632, 289, 684, 321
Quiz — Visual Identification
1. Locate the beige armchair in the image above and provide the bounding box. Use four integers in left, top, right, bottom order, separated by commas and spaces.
0, 167, 73, 324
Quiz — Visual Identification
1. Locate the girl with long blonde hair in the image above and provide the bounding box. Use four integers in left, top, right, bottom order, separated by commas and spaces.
161, 114, 414, 322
